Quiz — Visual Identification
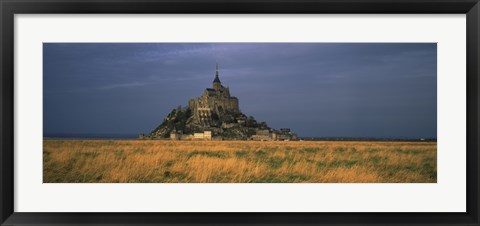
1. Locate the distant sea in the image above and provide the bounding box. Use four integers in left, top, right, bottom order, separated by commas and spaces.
44, 134, 436, 141
301, 137, 437, 142
43, 133, 139, 140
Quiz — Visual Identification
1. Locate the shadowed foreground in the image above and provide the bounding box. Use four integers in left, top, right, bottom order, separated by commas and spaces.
43, 140, 436, 183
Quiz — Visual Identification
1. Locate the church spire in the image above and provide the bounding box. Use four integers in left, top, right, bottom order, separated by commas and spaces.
213, 63, 222, 90
213, 63, 221, 84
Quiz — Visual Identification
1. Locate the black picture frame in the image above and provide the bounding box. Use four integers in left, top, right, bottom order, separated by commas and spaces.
1, 0, 479, 225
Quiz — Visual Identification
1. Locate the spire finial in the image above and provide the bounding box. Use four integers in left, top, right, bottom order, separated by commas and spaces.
216, 63, 218, 76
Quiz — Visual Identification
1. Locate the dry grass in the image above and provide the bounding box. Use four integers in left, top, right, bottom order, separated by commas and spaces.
43, 140, 436, 183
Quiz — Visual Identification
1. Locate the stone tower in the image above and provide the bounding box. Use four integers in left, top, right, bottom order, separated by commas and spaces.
188, 64, 240, 126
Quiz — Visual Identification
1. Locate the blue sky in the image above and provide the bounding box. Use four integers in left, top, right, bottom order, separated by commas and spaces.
43, 43, 437, 138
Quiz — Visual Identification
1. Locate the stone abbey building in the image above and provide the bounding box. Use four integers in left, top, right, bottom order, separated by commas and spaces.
188, 64, 240, 126
141, 64, 298, 141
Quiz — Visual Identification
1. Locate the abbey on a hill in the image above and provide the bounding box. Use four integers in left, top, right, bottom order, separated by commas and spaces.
188, 64, 240, 126
140, 64, 298, 141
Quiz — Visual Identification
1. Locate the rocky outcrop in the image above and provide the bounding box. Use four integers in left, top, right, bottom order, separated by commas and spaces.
148, 105, 268, 140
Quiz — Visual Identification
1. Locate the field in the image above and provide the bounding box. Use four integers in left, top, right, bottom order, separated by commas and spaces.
43, 140, 436, 183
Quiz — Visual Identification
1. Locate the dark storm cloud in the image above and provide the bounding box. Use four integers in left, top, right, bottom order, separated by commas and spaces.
43, 43, 436, 138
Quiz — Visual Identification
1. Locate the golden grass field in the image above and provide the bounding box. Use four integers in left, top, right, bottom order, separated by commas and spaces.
43, 140, 436, 183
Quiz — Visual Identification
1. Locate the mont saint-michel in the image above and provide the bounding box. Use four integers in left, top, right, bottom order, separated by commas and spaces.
140, 64, 298, 141
43, 43, 436, 183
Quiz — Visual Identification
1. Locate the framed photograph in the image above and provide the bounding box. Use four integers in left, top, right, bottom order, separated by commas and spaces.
1, 0, 479, 225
